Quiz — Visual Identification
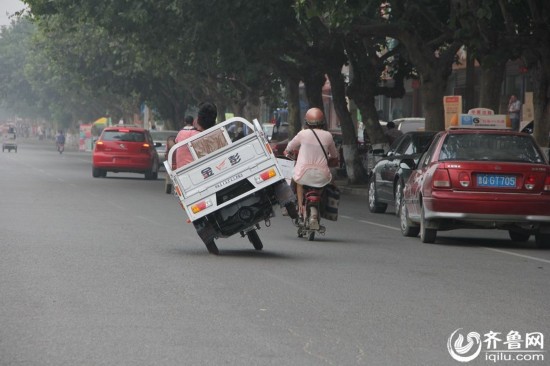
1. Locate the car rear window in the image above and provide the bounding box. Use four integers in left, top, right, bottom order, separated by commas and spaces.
439, 133, 545, 163
102, 130, 145, 142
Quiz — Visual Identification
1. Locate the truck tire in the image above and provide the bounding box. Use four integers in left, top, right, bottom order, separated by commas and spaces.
247, 230, 263, 250
204, 240, 219, 255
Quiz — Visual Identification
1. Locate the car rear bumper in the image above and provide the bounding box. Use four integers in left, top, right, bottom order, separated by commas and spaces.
93, 155, 153, 172
424, 191, 550, 223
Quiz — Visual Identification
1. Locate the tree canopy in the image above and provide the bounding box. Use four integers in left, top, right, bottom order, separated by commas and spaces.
1, 0, 549, 181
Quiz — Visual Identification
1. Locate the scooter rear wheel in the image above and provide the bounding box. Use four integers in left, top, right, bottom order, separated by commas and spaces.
247, 230, 263, 250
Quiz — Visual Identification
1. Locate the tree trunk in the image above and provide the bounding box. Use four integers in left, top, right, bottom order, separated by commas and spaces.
530, 60, 550, 148
326, 66, 368, 183
478, 60, 506, 112
420, 70, 449, 132
303, 70, 325, 109
244, 100, 261, 122
350, 92, 386, 146
465, 52, 476, 111
285, 77, 301, 139
345, 40, 387, 147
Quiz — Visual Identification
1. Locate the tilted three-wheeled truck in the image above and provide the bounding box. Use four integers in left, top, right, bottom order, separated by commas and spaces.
164, 117, 297, 254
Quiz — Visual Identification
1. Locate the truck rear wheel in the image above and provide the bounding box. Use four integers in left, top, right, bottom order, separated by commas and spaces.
247, 230, 263, 250
204, 240, 219, 255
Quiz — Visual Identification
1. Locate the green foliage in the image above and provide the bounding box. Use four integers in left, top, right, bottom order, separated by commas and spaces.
0, 0, 543, 137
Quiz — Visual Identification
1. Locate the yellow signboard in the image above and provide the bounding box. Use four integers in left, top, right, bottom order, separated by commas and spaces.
443, 96, 462, 129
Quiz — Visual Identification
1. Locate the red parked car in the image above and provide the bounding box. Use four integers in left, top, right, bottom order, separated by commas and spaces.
92, 126, 160, 179
399, 128, 550, 248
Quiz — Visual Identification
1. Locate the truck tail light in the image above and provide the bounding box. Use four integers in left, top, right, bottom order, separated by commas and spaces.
255, 168, 277, 183
433, 168, 451, 188
190, 199, 212, 214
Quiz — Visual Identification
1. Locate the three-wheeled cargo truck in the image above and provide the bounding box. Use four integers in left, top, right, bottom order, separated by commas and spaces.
164, 117, 296, 254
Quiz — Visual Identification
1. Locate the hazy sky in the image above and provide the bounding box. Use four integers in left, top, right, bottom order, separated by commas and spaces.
0, 0, 27, 27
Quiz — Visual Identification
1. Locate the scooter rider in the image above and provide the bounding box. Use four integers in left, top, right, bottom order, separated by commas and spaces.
55, 129, 66, 153
284, 107, 338, 228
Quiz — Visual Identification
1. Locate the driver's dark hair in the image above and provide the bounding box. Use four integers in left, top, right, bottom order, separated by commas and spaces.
196, 102, 217, 130
184, 115, 194, 125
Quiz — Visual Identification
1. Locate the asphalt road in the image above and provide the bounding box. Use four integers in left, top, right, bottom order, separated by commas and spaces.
1, 139, 549, 366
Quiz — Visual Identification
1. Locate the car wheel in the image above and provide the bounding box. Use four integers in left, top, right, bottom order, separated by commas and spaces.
368, 177, 387, 213
420, 206, 437, 243
508, 230, 530, 242
535, 233, 550, 249
92, 167, 102, 178
394, 179, 404, 217
152, 160, 159, 180
247, 230, 263, 250
400, 198, 419, 237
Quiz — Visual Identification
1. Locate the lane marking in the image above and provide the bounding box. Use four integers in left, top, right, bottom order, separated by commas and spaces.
341, 215, 400, 231
484, 248, 550, 264
342, 216, 550, 264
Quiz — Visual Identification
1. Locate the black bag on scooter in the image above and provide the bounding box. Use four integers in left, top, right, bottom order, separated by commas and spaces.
321, 183, 340, 221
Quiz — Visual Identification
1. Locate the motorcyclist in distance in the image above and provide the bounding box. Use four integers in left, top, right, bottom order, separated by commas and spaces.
284, 107, 338, 221
55, 129, 66, 154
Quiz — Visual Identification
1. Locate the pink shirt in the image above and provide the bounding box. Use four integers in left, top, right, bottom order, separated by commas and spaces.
175, 127, 199, 168
286, 128, 338, 187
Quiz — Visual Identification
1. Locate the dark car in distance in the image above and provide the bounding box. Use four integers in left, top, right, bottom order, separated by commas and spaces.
368, 131, 437, 215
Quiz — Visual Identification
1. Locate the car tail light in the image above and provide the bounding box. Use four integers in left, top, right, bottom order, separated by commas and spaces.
524, 175, 537, 190
544, 176, 550, 191
94, 141, 104, 151
255, 168, 277, 183
433, 168, 451, 188
140, 143, 151, 153
458, 172, 470, 187
190, 199, 212, 214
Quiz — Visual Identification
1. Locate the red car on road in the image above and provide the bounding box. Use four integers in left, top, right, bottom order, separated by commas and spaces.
399, 128, 550, 248
92, 126, 160, 179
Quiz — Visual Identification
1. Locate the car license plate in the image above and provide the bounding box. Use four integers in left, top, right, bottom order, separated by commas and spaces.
476, 174, 516, 188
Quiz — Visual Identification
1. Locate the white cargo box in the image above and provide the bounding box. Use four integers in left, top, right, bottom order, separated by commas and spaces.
164, 117, 285, 222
